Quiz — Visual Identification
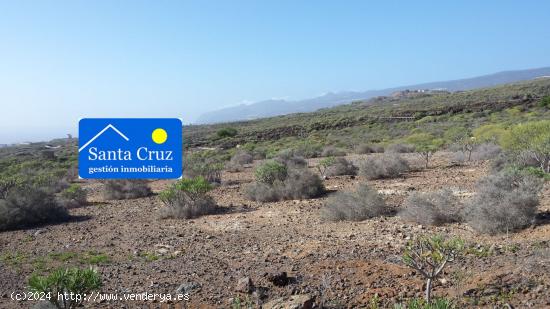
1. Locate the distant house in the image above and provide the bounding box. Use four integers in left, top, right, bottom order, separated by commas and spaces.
390, 89, 431, 98
429, 88, 451, 94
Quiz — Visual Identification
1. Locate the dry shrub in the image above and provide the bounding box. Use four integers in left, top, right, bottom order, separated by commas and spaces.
184, 152, 223, 184
321, 184, 388, 221
103, 180, 152, 200
490, 152, 511, 172
246, 168, 325, 202
399, 189, 462, 226
355, 144, 384, 154
325, 157, 358, 176
275, 149, 307, 168
359, 154, 409, 180
226, 151, 253, 172
254, 160, 288, 184
160, 196, 216, 219
451, 151, 468, 163
159, 177, 217, 219
453, 143, 502, 163
281, 168, 325, 200
471, 143, 501, 161
252, 149, 267, 160
57, 184, 87, 209
464, 171, 543, 234
245, 182, 282, 202
292, 143, 322, 158
321, 146, 346, 157
515, 150, 542, 168
0, 185, 69, 231
386, 143, 415, 153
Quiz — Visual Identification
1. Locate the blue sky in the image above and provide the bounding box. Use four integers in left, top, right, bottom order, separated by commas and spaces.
1, 1, 549, 143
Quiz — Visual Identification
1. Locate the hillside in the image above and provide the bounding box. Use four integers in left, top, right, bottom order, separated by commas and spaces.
185, 78, 550, 151
196, 67, 550, 124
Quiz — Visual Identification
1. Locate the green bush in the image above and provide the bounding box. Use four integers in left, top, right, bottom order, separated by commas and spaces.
216, 127, 238, 138
403, 235, 464, 303
521, 166, 550, 180
502, 120, 550, 173
0, 177, 21, 199
539, 96, 550, 108
28, 267, 102, 309
292, 141, 323, 158
442, 127, 470, 146
247, 160, 325, 202
406, 133, 444, 168
0, 158, 74, 195
254, 161, 288, 185
159, 177, 217, 219
159, 177, 212, 200
246, 168, 324, 202
184, 151, 224, 183
472, 124, 507, 144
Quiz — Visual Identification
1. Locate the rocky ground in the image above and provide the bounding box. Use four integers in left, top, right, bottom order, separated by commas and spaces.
1, 152, 549, 308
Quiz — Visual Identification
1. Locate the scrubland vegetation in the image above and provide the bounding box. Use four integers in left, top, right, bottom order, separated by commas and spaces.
246, 157, 325, 202
399, 189, 462, 226
29, 267, 102, 309
1, 80, 550, 307
321, 184, 388, 221
0, 184, 69, 231
226, 150, 253, 172
359, 153, 410, 180
103, 179, 152, 200
464, 170, 543, 234
317, 156, 357, 177
159, 177, 218, 219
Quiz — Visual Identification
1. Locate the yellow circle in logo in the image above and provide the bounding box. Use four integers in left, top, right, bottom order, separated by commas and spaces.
152, 128, 168, 144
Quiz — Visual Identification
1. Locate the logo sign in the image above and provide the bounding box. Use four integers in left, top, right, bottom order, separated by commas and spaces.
79, 118, 182, 179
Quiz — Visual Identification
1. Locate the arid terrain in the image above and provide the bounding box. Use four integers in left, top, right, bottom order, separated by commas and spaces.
1, 152, 549, 308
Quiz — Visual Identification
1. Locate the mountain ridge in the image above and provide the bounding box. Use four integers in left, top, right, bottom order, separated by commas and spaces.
196, 67, 550, 124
